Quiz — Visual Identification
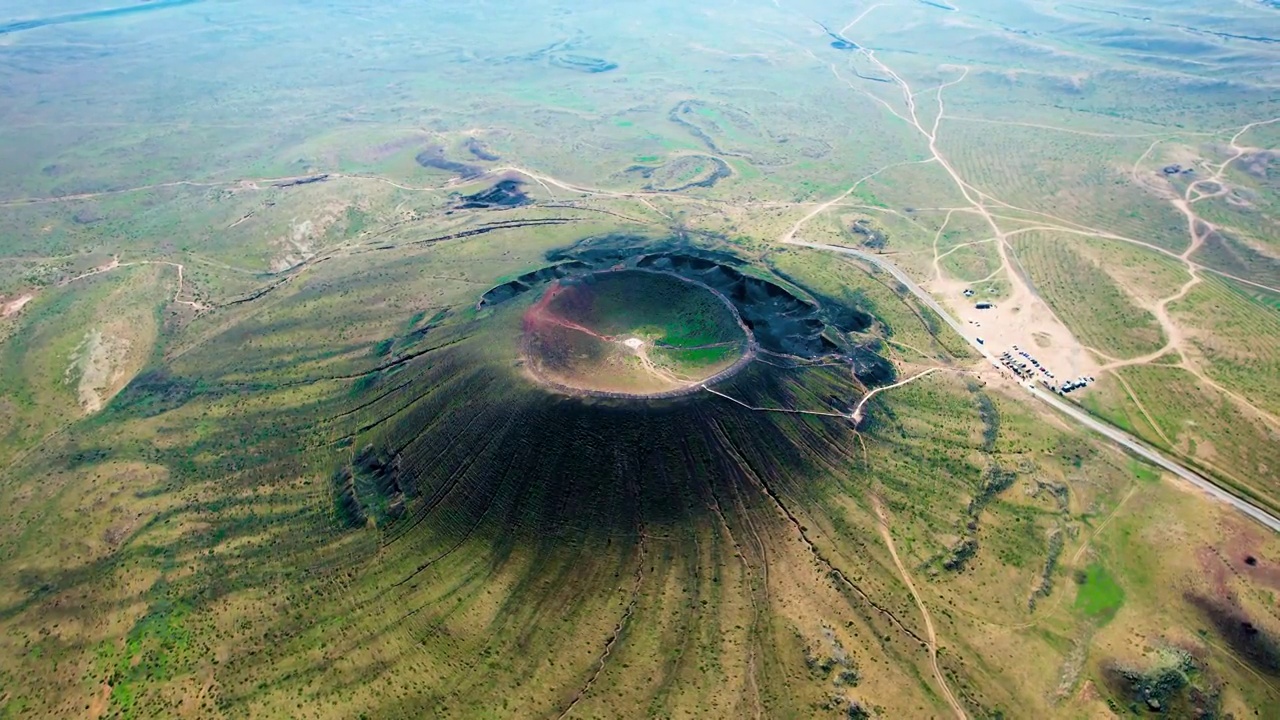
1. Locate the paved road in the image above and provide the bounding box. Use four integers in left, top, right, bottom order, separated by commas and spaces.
787, 240, 1280, 533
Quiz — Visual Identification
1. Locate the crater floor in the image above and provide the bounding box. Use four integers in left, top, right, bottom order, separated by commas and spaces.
521, 269, 754, 397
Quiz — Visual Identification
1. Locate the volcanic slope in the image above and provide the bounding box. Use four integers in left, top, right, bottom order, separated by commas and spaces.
3, 0, 1280, 715
293, 239, 968, 719
3, 225, 1278, 720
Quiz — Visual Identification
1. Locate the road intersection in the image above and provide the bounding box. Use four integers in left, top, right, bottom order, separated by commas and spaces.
787, 240, 1280, 533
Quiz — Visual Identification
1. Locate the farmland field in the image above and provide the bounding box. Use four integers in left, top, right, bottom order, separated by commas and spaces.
1, 1, 1279, 719
1169, 275, 1280, 417
1011, 233, 1167, 360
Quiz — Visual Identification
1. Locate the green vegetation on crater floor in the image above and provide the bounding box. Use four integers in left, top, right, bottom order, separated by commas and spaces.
1, 0, 1279, 718
553, 270, 741, 348
521, 268, 751, 396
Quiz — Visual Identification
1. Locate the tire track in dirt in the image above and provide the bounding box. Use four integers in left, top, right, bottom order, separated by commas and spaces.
873, 497, 967, 719
554, 526, 647, 719
711, 415, 930, 646
704, 477, 765, 719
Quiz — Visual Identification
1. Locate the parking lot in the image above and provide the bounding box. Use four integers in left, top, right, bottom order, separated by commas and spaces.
997, 345, 1093, 395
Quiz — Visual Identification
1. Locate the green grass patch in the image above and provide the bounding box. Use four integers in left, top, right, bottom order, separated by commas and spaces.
665, 345, 735, 364
1130, 460, 1159, 483
652, 343, 740, 374
571, 271, 742, 348
1074, 562, 1125, 623
939, 243, 999, 283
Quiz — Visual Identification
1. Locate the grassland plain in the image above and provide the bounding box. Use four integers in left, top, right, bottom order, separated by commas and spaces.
1169, 275, 1280, 417
2, 0, 1280, 718
1010, 232, 1167, 360
1082, 366, 1280, 516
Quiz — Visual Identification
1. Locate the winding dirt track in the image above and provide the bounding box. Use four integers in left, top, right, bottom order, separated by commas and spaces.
782, 6, 1280, 534
6, 0, 1274, 536
874, 498, 967, 720
791, 240, 1280, 533
851, 367, 942, 424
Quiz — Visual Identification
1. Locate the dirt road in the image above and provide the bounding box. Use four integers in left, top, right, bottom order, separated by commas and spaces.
788, 240, 1280, 533
874, 498, 968, 720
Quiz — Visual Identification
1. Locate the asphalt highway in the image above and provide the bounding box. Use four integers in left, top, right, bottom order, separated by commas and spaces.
787, 240, 1280, 533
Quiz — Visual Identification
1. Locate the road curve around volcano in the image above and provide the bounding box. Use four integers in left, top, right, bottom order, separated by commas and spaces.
787, 240, 1280, 534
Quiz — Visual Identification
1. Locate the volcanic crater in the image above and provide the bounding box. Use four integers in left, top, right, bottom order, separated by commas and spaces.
521, 269, 755, 398
330, 238, 900, 539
